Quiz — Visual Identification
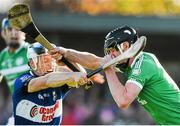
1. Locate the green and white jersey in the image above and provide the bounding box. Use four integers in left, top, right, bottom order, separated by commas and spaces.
0, 42, 30, 93
125, 52, 180, 125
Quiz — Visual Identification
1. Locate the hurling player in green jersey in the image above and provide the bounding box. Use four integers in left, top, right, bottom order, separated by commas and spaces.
0, 18, 30, 93
49, 26, 180, 125
103, 26, 180, 125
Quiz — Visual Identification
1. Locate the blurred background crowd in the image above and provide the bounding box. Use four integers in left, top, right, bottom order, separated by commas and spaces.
0, 0, 180, 125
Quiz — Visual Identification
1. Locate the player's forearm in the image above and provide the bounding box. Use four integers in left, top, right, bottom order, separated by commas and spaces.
28, 72, 79, 92
45, 72, 79, 88
105, 68, 130, 109
61, 47, 103, 70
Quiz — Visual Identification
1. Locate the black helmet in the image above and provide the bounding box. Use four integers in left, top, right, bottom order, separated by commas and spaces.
104, 26, 138, 55
27, 42, 48, 60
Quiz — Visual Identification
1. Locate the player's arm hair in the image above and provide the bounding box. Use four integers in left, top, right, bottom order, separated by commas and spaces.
60, 47, 104, 70
28, 72, 80, 93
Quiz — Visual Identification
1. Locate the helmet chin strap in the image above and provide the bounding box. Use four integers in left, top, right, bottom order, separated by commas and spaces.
116, 44, 123, 54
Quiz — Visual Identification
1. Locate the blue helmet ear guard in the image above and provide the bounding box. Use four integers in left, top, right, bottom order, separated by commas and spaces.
1, 18, 10, 30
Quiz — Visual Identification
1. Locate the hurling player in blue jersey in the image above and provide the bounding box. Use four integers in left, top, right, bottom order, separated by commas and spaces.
12, 42, 95, 125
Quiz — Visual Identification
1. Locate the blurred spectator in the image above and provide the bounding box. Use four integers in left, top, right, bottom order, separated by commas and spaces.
0, 18, 30, 93
0, 18, 30, 124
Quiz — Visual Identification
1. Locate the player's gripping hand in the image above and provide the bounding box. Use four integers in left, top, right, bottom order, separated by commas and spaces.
49, 47, 66, 60
67, 72, 88, 88
103, 55, 116, 73
49, 47, 67, 65
75, 72, 88, 85
100, 54, 113, 67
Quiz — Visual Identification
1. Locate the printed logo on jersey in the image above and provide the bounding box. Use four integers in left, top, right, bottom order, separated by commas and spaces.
39, 101, 59, 122
137, 97, 147, 105
20, 75, 32, 83
16, 99, 62, 123
30, 105, 38, 117
132, 69, 141, 75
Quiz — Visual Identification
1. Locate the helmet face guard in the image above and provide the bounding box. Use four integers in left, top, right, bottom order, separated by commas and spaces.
104, 37, 124, 55
104, 26, 138, 55
27, 43, 55, 75
30, 54, 55, 74
104, 26, 138, 72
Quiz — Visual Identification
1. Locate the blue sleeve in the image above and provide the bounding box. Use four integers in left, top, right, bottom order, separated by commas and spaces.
13, 73, 33, 94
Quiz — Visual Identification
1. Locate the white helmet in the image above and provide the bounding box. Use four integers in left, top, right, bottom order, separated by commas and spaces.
27, 42, 49, 71
27, 42, 48, 60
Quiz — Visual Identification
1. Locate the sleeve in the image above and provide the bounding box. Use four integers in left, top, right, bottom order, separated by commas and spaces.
13, 74, 34, 94
127, 58, 155, 89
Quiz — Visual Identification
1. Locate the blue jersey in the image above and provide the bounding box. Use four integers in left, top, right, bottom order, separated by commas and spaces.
13, 72, 70, 125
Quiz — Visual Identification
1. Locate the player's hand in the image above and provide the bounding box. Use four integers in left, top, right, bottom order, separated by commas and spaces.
74, 72, 88, 86
103, 54, 115, 70
101, 54, 113, 66
67, 72, 88, 88
49, 47, 63, 61
90, 73, 105, 84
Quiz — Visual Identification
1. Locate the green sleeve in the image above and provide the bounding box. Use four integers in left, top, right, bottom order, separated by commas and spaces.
127, 57, 156, 89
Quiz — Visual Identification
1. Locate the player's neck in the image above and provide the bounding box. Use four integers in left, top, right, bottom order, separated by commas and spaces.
8, 47, 17, 53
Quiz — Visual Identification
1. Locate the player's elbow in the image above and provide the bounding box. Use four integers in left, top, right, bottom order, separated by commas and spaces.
118, 103, 129, 109
117, 99, 131, 109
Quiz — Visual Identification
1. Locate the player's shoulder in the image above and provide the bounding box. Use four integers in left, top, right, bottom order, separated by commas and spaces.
141, 52, 159, 66
129, 52, 158, 79
14, 72, 32, 86
0, 47, 8, 55
131, 51, 157, 70
142, 52, 156, 59
14, 72, 33, 92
